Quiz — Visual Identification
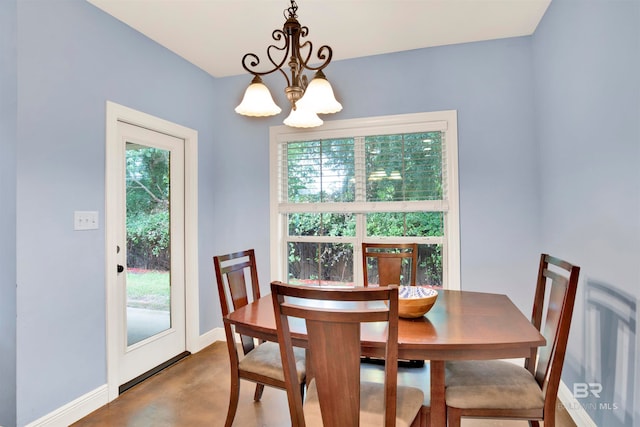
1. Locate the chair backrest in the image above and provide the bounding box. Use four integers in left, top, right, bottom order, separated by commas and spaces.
362, 242, 417, 287
213, 249, 261, 354
526, 253, 580, 413
271, 281, 400, 427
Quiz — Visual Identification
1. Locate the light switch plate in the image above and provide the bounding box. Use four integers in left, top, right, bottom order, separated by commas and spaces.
74, 211, 99, 230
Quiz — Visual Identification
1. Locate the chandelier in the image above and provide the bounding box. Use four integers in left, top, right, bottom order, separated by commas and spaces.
235, 0, 342, 128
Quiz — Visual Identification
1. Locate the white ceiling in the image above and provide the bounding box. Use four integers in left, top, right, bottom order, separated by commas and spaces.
87, 0, 551, 78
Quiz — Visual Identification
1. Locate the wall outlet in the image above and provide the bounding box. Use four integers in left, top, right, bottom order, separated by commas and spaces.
74, 211, 99, 230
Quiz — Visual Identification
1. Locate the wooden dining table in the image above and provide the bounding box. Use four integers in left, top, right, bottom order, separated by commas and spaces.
224, 288, 545, 427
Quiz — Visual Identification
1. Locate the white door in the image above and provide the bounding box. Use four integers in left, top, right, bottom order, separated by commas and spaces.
105, 102, 199, 401
113, 120, 186, 390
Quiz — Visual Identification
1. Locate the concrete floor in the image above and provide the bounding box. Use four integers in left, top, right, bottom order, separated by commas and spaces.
73, 341, 578, 427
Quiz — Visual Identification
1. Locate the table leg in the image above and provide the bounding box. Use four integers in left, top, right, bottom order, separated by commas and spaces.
430, 360, 446, 427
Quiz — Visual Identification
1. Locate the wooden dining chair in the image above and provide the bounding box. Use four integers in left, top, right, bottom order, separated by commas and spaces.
213, 249, 306, 427
445, 253, 580, 427
271, 281, 424, 427
362, 242, 418, 287
362, 242, 424, 367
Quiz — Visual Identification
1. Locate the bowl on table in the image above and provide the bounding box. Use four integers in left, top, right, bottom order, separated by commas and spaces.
397, 285, 438, 318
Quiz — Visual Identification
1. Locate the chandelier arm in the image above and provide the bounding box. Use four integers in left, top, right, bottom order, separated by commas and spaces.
293, 26, 331, 73
295, 39, 314, 72
240, 29, 293, 87
301, 44, 333, 72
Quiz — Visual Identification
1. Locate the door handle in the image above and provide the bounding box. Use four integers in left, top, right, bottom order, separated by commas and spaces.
117, 264, 124, 273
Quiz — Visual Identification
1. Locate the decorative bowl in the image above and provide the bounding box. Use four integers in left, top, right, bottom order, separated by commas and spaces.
397, 286, 438, 318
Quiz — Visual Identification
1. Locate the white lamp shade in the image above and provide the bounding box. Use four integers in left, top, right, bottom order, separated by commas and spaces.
296, 71, 343, 114
283, 106, 323, 128
235, 77, 282, 117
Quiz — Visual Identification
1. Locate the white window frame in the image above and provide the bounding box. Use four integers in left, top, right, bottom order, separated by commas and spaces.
269, 111, 460, 290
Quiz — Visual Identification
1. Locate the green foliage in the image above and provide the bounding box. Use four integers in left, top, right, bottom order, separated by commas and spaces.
417, 244, 443, 287
365, 132, 443, 202
366, 212, 443, 237
287, 139, 355, 203
126, 146, 169, 216
288, 213, 355, 237
127, 211, 170, 269
126, 145, 171, 270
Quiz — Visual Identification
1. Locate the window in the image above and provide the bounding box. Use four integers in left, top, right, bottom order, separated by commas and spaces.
270, 111, 460, 289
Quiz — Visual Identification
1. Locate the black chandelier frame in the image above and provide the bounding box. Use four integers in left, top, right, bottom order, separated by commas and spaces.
240, 0, 333, 107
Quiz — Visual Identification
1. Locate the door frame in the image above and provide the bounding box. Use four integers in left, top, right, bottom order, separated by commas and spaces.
104, 101, 199, 402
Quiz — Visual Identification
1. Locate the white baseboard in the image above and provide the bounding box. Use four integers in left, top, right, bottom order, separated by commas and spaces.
196, 327, 225, 350
24, 385, 108, 427
558, 381, 597, 427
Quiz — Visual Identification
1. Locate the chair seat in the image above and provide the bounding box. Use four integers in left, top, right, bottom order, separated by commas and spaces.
303, 379, 424, 427
445, 360, 544, 410
239, 341, 306, 383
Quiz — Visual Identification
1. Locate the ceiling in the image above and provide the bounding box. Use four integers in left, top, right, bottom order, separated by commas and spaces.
87, 0, 551, 78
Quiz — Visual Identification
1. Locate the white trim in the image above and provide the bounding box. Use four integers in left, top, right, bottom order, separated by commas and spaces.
24, 385, 108, 427
269, 126, 285, 282
558, 380, 598, 427
272, 113, 450, 140
443, 111, 460, 290
278, 200, 449, 214
198, 327, 226, 350
104, 101, 199, 402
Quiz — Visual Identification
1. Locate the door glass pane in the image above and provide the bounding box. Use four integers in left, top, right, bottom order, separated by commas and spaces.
125, 142, 171, 346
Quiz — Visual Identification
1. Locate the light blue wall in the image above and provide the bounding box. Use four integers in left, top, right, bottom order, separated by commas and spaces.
0, 0, 17, 425
533, 0, 640, 423
16, 1, 218, 425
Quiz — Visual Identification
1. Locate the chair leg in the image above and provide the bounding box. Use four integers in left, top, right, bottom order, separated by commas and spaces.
446, 407, 462, 427
419, 406, 430, 427
225, 375, 240, 427
253, 383, 265, 401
